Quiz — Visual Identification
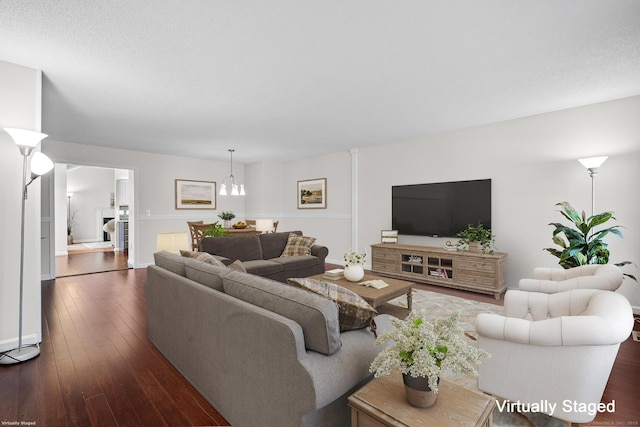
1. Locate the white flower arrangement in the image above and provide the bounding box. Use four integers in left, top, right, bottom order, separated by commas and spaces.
369, 310, 489, 393
343, 249, 366, 266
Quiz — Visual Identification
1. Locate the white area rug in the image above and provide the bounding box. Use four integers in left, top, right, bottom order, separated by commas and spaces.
387, 289, 567, 427
83, 242, 114, 249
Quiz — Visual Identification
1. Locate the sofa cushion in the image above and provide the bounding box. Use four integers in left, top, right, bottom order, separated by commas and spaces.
180, 250, 227, 267
223, 271, 342, 355
184, 258, 229, 291
154, 251, 188, 276
271, 255, 319, 271
287, 278, 377, 332
228, 259, 248, 273
259, 231, 302, 260
201, 234, 263, 262
281, 233, 316, 256
241, 259, 283, 276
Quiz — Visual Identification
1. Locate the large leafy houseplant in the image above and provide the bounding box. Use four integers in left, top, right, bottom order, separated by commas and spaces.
369, 310, 489, 393
544, 202, 636, 281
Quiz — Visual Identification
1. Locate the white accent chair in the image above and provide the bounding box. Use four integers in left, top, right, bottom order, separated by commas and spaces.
102, 219, 116, 244
519, 264, 623, 293
476, 289, 633, 424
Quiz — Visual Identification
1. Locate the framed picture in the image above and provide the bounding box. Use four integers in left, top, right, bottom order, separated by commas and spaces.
381, 230, 398, 243
175, 179, 216, 210
297, 178, 327, 209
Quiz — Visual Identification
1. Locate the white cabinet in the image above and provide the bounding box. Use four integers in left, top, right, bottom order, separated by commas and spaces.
116, 179, 129, 206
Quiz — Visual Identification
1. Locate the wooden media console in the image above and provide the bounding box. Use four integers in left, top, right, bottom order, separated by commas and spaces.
371, 243, 507, 299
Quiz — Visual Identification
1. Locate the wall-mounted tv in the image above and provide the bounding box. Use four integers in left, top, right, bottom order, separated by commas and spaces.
392, 179, 491, 237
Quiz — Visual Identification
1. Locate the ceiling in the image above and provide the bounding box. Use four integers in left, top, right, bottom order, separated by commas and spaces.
1, 1, 639, 164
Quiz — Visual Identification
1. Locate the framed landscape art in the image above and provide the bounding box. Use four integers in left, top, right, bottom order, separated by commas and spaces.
297, 178, 327, 209
175, 179, 216, 210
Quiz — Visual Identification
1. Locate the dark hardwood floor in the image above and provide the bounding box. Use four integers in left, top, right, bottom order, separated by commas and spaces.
1, 261, 638, 426
56, 249, 130, 277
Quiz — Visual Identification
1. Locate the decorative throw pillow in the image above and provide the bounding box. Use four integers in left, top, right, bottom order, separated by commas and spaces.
281, 234, 316, 256
180, 250, 226, 267
287, 277, 377, 332
228, 259, 247, 273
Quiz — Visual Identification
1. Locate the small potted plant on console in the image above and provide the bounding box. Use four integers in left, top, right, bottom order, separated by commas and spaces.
455, 223, 495, 254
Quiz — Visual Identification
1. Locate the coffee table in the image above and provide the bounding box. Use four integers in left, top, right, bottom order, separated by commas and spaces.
348, 372, 495, 427
309, 273, 413, 318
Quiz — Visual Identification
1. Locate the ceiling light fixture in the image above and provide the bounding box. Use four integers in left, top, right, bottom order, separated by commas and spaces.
219, 149, 245, 196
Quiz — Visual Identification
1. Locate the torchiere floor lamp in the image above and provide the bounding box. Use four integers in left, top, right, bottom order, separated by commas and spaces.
0, 128, 54, 364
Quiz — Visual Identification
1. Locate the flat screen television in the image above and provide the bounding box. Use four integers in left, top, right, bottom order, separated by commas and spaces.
392, 179, 491, 237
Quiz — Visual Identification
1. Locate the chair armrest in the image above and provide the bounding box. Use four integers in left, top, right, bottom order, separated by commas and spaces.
476, 313, 625, 346
532, 267, 565, 280
520, 276, 621, 293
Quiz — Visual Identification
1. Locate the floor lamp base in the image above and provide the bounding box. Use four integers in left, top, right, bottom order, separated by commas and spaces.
0, 345, 40, 365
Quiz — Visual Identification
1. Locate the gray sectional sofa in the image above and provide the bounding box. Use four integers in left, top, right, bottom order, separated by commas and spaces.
200, 230, 328, 282
145, 251, 392, 427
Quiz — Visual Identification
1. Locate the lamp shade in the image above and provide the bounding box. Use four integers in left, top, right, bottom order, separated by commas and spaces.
3, 128, 48, 148
256, 219, 273, 233
30, 152, 54, 176
578, 156, 608, 170
156, 231, 189, 253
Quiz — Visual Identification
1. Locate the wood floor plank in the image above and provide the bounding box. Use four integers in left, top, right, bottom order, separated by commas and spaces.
84, 393, 118, 427
0, 365, 19, 422
36, 358, 67, 427
17, 353, 40, 423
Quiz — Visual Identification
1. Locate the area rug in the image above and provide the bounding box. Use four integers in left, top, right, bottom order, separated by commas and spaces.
385, 289, 567, 427
83, 241, 114, 249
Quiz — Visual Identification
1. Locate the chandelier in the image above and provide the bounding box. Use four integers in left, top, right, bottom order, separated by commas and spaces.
219, 149, 245, 196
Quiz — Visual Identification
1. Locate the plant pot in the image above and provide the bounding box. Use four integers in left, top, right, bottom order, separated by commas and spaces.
468, 241, 481, 253
344, 264, 365, 282
67, 235, 73, 245
402, 374, 438, 408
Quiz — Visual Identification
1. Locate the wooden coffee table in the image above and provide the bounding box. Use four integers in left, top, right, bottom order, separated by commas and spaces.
309, 273, 413, 318
348, 372, 495, 426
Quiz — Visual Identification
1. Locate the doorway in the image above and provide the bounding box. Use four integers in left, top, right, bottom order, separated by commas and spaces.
49, 163, 135, 278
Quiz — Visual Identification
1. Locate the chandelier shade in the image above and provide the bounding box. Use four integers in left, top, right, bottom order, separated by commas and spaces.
220, 149, 245, 196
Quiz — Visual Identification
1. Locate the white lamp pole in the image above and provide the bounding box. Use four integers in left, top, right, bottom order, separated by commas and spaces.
578, 156, 608, 217
0, 128, 53, 364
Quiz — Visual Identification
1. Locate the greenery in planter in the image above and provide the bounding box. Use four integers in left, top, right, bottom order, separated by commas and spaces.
544, 201, 636, 281
455, 223, 495, 254
203, 221, 229, 237
218, 211, 236, 221
369, 310, 489, 393
344, 249, 366, 266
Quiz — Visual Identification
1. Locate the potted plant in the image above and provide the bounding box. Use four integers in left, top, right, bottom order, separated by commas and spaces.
67, 210, 78, 245
343, 249, 366, 282
203, 221, 229, 237
218, 211, 236, 228
544, 201, 637, 281
370, 310, 489, 408
455, 223, 495, 254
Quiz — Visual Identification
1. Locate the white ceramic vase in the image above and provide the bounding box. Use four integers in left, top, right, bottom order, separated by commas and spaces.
344, 264, 365, 282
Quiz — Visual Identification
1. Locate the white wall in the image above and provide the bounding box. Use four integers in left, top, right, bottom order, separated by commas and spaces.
356, 96, 640, 308
0, 60, 43, 350
67, 166, 116, 242
42, 141, 243, 267
250, 96, 639, 310
42, 95, 640, 312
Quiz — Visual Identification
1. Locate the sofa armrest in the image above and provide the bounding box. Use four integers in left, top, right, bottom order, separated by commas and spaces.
310, 244, 329, 261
